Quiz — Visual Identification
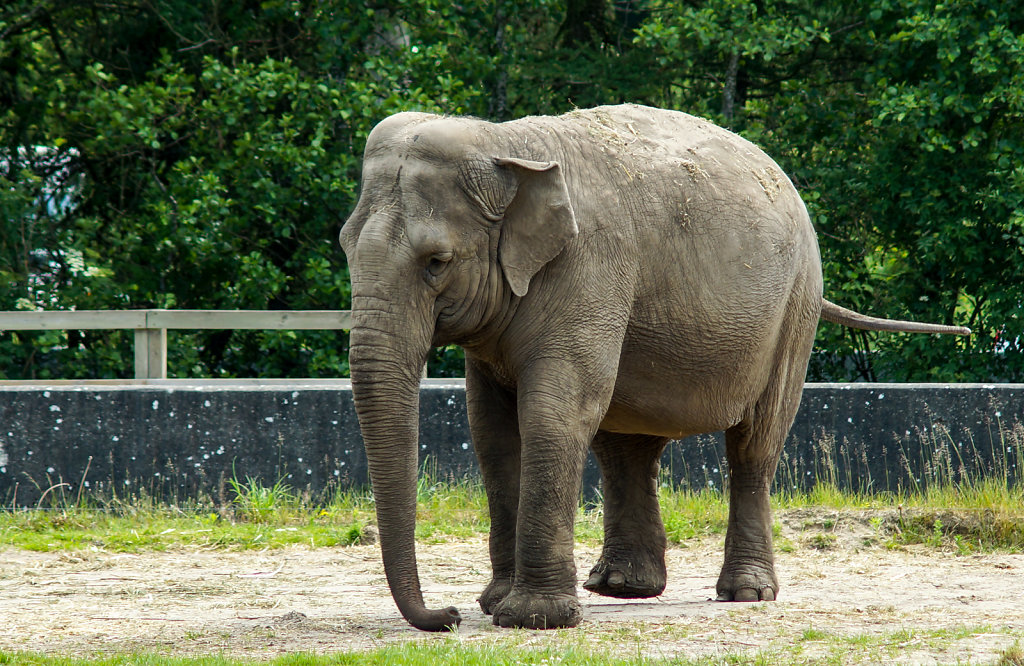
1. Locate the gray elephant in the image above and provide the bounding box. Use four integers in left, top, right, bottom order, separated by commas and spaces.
339, 104, 968, 631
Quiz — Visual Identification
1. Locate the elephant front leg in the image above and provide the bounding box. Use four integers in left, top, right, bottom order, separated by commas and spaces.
584, 432, 669, 599
491, 437, 587, 629
490, 383, 599, 629
466, 360, 521, 615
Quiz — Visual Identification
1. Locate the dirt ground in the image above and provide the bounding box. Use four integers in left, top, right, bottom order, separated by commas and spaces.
2, 510, 1022, 664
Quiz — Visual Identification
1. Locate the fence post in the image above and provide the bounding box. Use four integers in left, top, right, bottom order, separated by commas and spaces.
134, 327, 167, 379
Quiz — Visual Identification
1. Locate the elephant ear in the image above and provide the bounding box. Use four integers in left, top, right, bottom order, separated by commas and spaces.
493, 157, 578, 297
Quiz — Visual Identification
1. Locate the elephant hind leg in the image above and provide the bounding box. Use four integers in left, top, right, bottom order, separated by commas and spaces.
717, 332, 813, 602
584, 432, 670, 599
716, 416, 781, 602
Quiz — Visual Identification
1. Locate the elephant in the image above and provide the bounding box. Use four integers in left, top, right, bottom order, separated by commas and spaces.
339, 104, 969, 632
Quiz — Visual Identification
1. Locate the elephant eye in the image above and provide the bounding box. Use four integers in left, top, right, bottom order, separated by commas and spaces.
425, 252, 453, 278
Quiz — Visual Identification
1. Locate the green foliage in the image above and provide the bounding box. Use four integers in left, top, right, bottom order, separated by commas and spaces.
1, 0, 1021, 380
636, 0, 1023, 381
0, 0, 495, 379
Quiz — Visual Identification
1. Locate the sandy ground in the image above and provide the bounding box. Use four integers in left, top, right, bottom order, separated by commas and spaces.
1, 510, 1022, 663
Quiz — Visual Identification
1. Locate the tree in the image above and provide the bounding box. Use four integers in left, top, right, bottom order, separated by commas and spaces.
2, 0, 1021, 381
0, 0, 499, 378
635, 0, 1024, 381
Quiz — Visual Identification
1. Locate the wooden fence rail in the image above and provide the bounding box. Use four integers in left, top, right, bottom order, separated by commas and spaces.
0, 310, 353, 380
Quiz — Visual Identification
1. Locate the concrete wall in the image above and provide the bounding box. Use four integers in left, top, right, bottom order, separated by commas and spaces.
2, 380, 1022, 506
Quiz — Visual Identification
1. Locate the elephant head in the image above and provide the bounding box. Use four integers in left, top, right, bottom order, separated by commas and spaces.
339, 112, 577, 630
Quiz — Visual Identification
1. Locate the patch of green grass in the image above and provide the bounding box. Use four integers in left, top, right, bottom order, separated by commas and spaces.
5, 477, 1024, 553
768, 624, 1020, 665
998, 641, 1024, 666
1, 623, 1021, 665
576, 485, 729, 547
770, 477, 1024, 552
808, 533, 837, 550
0, 503, 372, 552
658, 487, 729, 545
226, 474, 299, 524
0, 643, 715, 665
412, 469, 489, 542
885, 506, 1024, 552
830, 476, 1024, 552
0, 460, 493, 552
0, 476, 381, 552
800, 626, 831, 641
574, 501, 604, 544
4, 458, 1024, 554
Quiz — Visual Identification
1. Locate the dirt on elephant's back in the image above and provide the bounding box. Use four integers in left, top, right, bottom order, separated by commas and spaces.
1, 509, 1021, 663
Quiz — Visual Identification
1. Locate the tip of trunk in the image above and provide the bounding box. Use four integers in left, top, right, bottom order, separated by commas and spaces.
347, 328, 457, 633
406, 605, 462, 632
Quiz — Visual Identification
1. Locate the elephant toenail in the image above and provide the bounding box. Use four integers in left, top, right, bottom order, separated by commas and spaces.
761, 587, 776, 601
734, 587, 760, 602
607, 571, 625, 589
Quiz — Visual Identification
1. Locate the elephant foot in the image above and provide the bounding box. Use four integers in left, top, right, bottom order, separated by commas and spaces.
583, 550, 666, 599
715, 562, 778, 602
491, 587, 582, 629
477, 576, 512, 615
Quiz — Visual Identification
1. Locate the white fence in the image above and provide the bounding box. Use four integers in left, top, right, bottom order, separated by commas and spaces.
0, 310, 353, 379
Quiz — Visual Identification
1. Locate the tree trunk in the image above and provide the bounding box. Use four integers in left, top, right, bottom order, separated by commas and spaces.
722, 52, 741, 123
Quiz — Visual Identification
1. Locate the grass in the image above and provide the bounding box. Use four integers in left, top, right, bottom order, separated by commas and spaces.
6, 413, 1021, 553
3, 426, 1023, 666
0, 459, 497, 552
780, 625, 1024, 664
999, 642, 1024, 666
767, 475, 1024, 553
2, 628, 1022, 665
3, 471, 1022, 553
3, 411, 1024, 554
4, 647, 669, 665
0, 643, 656, 665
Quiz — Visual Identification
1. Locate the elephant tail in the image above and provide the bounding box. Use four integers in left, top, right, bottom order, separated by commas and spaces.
820, 299, 971, 336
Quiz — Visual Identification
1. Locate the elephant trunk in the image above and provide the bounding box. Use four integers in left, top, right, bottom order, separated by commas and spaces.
348, 318, 462, 631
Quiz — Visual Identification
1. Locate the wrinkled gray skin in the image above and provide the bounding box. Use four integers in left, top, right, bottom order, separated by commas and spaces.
339, 104, 969, 632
